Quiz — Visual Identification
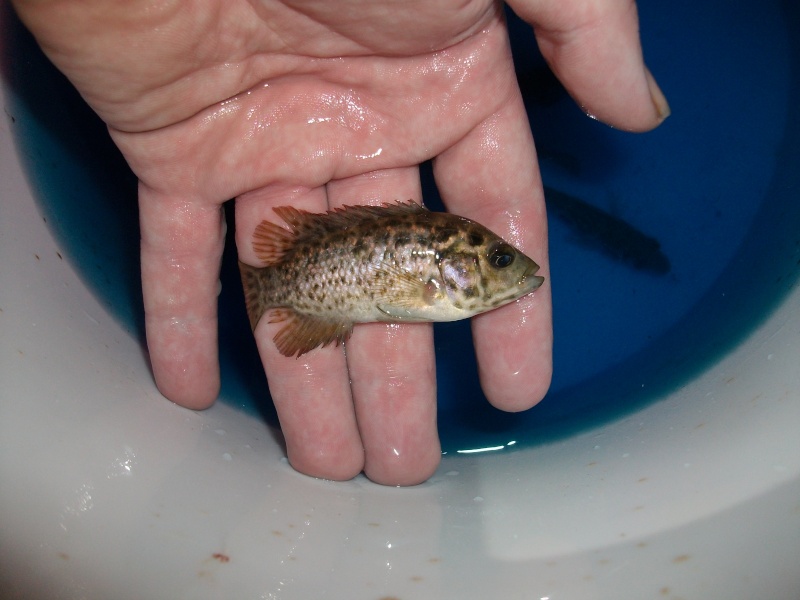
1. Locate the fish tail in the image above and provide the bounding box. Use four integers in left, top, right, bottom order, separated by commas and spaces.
238, 261, 270, 331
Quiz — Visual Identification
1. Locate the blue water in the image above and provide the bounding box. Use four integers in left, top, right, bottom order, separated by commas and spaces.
4, 0, 799, 453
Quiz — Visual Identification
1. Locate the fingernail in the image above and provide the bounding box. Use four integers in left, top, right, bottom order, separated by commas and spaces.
645, 67, 671, 121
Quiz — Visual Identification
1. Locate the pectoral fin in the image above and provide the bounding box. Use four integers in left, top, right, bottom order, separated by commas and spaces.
372, 266, 442, 321
268, 308, 353, 357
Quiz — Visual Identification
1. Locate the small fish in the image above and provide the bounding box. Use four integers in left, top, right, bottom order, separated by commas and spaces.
544, 186, 671, 275
239, 201, 544, 357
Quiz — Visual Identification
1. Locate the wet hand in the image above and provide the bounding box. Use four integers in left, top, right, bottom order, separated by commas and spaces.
13, 0, 668, 485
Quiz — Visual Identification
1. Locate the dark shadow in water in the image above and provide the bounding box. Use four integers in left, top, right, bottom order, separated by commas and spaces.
217, 203, 278, 424
2, 5, 143, 341
544, 186, 671, 275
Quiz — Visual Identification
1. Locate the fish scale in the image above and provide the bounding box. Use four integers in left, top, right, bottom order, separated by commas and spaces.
239, 201, 544, 357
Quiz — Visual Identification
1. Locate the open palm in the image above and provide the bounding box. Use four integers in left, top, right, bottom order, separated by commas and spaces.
14, 0, 668, 484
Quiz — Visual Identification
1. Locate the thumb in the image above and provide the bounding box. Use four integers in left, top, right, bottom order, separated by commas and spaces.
507, 0, 670, 132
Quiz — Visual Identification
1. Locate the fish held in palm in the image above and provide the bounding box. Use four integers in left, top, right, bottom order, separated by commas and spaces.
238, 201, 544, 357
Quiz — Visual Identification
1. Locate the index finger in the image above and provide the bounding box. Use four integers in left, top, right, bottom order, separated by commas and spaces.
434, 92, 553, 412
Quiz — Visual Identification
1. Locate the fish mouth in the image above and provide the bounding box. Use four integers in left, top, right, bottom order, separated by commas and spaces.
520, 261, 545, 290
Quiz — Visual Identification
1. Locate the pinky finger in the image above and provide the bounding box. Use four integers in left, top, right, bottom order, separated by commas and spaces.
139, 183, 225, 409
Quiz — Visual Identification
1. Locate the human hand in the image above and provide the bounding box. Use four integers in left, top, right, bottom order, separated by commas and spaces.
13, 0, 668, 485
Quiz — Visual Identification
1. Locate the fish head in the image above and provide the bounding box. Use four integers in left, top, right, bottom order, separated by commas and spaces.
434, 223, 544, 318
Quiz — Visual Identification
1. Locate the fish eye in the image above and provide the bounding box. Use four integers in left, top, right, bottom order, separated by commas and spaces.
489, 243, 515, 269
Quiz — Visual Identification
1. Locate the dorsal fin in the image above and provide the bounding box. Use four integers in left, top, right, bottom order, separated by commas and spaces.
252, 201, 427, 267
272, 201, 427, 241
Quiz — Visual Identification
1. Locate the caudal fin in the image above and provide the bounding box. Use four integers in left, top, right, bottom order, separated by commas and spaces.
238, 261, 269, 331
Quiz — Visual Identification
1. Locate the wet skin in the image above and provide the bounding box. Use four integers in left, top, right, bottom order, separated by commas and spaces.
12, 0, 669, 485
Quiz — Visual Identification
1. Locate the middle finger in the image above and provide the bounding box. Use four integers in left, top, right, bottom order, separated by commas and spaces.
236, 184, 365, 481
326, 167, 441, 486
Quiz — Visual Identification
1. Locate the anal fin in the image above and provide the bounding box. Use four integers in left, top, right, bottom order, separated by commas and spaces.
268, 308, 353, 357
